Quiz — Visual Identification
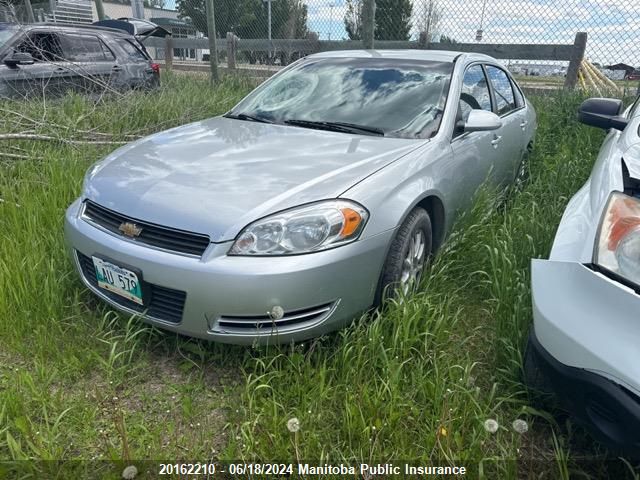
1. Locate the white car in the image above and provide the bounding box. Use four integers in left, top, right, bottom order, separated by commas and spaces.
526, 95, 640, 455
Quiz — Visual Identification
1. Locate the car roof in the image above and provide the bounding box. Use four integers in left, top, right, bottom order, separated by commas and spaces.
307, 49, 497, 64
11, 22, 132, 38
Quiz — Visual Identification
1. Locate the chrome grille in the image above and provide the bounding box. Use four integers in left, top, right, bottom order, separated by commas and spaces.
76, 251, 186, 324
82, 200, 210, 257
216, 302, 335, 333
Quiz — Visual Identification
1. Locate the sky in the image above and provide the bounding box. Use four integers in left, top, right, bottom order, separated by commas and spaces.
303, 0, 640, 65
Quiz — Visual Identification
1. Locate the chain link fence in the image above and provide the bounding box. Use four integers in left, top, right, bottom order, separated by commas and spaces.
2, 0, 640, 80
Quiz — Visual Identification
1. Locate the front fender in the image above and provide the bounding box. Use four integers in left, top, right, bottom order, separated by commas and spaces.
342, 140, 455, 239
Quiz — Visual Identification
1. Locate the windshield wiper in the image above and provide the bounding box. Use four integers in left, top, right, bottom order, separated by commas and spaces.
224, 112, 274, 124
284, 119, 384, 136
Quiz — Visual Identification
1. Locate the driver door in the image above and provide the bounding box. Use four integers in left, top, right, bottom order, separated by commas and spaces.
449, 64, 502, 212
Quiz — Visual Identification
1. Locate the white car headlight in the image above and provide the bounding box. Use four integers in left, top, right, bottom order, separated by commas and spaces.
229, 200, 369, 256
594, 191, 640, 285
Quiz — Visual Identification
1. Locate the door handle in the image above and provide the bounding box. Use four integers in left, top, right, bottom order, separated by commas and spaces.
520, 120, 528, 130
112, 66, 123, 72
54, 67, 66, 75
491, 135, 503, 148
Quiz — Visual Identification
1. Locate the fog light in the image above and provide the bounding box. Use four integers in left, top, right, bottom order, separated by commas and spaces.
269, 305, 284, 320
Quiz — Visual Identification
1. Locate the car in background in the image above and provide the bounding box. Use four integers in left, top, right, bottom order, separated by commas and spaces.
65, 50, 536, 345
0, 22, 160, 99
526, 95, 640, 455
627, 69, 640, 81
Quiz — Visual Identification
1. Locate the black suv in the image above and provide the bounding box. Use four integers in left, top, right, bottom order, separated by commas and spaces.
0, 22, 160, 99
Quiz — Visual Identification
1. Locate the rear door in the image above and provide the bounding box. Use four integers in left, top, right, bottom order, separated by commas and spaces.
111, 37, 156, 90
58, 32, 118, 95
450, 63, 503, 210
484, 64, 526, 185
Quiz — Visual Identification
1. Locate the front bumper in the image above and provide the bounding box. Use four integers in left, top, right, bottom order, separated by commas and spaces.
65, 198, 394, 344
531, 259, 640, 452
527, 330, 640, 454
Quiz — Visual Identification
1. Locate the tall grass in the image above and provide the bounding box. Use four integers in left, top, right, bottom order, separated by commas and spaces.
0, 73, 636, 478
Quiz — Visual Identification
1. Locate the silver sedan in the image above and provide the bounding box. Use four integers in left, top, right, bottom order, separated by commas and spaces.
65, 50, 536, 344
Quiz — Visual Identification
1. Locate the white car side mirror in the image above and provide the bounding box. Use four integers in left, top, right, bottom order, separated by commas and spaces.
464, 110, 502, 132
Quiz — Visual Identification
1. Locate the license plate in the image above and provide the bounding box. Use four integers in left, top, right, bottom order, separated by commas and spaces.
92, 256, 143, 305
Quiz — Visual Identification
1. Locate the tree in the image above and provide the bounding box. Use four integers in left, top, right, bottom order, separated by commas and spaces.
375, 0, 412, 41
416, 0, 440, 43
439, 34, 458, 45
177, 0, 307, 38
344, 0, 362, 40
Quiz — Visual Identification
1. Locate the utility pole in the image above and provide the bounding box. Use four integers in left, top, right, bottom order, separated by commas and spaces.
476, 0, 487, 41
205, 0, 219, 84
23, 0, 35, 22
328, 2, 335, 40
132, 0, 144, 19
263, 0, 276, 60
94, 0, 105, 21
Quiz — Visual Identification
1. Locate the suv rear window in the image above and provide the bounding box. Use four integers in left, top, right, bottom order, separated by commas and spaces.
116, 39, 148, 61
60, 33, 114, 62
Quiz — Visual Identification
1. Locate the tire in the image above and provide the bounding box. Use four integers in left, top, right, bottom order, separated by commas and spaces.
376, 207, 432, 304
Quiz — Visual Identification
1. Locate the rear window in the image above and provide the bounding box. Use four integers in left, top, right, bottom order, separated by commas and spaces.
116, 39, 148, 61
60, 33, 114, 62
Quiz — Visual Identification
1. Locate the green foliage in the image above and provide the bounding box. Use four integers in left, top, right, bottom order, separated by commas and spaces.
345, 0, 413, 41
375, 0, 413, 41
177, 0, 308, 39
344, 0, 362, 40
439, 34, 458, 44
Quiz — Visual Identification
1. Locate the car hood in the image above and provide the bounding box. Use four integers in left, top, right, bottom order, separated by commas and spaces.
84, 116, 422, 242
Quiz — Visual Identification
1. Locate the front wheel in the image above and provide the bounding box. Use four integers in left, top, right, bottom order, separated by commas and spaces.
376, 208, 432, 303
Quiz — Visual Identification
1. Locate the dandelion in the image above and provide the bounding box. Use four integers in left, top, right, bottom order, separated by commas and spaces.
484, 419, 499, 434
122, 465, 138, 479
512, 419, 528, 434
287, 417, 300, 433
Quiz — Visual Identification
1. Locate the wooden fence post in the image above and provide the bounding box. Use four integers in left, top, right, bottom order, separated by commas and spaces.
418, 31, 429, 49
362, 0, 375, 50
205, 0, 219, 84
226, 32, 237, 70
564, 32, 587, 90
165, 35, 173, 71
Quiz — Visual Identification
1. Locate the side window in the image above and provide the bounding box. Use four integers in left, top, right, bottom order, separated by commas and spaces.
511, 79, 525, 108
116, 39, 148, 62
458, 65, 492, 128
486, 65, 516, 115
60, 34, 114, 62
16, 33, 63, 62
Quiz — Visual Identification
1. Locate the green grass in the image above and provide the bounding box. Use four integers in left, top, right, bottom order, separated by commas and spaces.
0, 72, 638, 479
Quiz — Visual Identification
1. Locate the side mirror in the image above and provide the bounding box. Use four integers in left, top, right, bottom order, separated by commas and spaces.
578, 97, 628, 131
464, 110, 502, 133
3, 52, 35, 67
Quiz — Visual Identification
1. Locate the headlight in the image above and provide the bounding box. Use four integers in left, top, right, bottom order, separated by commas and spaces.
594, 191, 640, 285
229, 200, 368, 256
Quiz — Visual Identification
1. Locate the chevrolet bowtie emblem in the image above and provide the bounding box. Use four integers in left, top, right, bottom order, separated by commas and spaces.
119, 222, 143, 238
